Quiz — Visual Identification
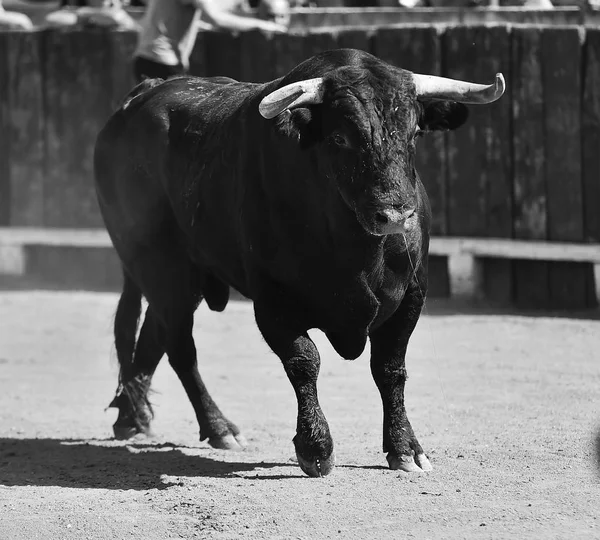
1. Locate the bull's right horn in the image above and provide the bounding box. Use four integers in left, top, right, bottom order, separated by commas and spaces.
259, 77, 325, 119
412, 73, 505, 104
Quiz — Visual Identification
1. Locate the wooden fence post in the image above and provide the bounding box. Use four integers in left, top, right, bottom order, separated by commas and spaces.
43, 29, 113, 228
204, 31, 242, 79
0, 32, 11, 226
109, 30, 138, 108
6, 30, 46, 227
336, 28, 372, 53
444, 25, 513, 304
582, 29, 600, 246
272, 32, 309, 77
542, 26, 595, 309
239, 30, 278, 83
511, 26, 550, 309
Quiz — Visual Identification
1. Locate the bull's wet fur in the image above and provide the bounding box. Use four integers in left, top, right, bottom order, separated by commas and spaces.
94, 48, 475, 476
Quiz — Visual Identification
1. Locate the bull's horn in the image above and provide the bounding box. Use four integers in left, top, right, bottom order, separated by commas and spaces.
259, 77, 325, 119
412, 73, 505, 104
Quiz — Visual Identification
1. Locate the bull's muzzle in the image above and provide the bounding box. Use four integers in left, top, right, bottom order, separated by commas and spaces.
361, 205, 417, 236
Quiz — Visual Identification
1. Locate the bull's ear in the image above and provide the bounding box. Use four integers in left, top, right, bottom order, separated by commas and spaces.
274, 108, 321, 149
420, 101, 469, 132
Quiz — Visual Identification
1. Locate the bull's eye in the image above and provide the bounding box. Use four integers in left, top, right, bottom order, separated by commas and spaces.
330, 131, 351, 149
413, 128, 423, 140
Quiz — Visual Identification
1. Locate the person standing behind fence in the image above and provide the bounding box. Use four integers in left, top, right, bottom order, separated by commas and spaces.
133, 0, 289, 83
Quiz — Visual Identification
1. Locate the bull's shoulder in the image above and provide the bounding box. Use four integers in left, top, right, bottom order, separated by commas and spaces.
120, 76, 266, 121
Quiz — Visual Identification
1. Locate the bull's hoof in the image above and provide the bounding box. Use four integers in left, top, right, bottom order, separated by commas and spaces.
113, 422, 148, 440
386, 452, 432, 472
208, 433, 247, 451
296, 450, 336, 478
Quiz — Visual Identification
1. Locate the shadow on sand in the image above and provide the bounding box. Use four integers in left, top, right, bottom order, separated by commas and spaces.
0, 438, 296, 490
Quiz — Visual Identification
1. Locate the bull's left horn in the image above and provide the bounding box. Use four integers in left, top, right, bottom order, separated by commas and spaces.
412, 73, 505, 104
259, 77, 325, 119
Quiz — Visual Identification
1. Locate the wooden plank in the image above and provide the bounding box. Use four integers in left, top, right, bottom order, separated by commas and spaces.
582, 28, 600, 244
513, 259, 549, 309
302, 29, 338, 61
542, 27, 593, 309
204, 31, 242, 80
429, 237, 600, 263
0, 228, 112, 248
0, 32, 10, 226
2, 226, 600, 304
336, 28, 372, 54
582, 29, 600, 309
426, 255, 450, 298
444, 25, 513, 305
110, 30, 138, 109
512, 27, 546, 240
2, 230, 600, 264
44, 29, 112, 228
240, 30, 278, 83
189, 30, 208, 77
511, 26, 549, 309
7, 30, 45, 227
272, 32, 309, 78
444, 25, 512, 238
543, 27, 583, 243
444, 26, 485, 238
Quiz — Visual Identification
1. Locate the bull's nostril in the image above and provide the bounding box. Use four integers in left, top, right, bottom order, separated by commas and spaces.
375, 212, 389, 225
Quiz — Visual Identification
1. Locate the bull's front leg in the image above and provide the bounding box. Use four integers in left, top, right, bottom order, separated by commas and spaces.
369, 283, 432, 472
255, 302, 335, 477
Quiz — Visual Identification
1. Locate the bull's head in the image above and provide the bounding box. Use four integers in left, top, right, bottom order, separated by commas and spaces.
258, 52, 505, 236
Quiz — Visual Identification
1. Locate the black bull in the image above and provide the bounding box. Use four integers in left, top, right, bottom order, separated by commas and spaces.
94, 48, 505, 477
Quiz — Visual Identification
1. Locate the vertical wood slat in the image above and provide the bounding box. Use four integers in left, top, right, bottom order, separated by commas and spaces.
189, 31, 208, 77
542, 27, 594, 309
444, 26, 513, 238
204, 31, 242, 79
582, 29, 600, 245
110, 30, 138, 109
44, 29, 112, 228
511, 26, 550, 309
239, 30, 278, 83
7, 31, 45, 227
582, 29, 600, 312
0, 32, 11, 226
302, 29, 338, 61
543, 27, 583, 243
336, 28, 372, 54
444, 25, 513, 305
272, 32, 309, 77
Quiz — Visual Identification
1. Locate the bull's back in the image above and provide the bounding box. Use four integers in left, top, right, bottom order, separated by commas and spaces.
94, 76, 266, 268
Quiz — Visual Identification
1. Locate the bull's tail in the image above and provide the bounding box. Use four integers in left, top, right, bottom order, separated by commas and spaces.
119, 77, 166, 111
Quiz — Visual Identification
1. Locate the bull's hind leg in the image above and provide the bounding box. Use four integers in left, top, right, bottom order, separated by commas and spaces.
126, 245, 245, 450
369, 281, 432, 473
110, 304, 166, 439
162, 307, 246, 450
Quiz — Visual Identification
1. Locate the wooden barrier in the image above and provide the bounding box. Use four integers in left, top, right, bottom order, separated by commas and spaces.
0, 25, 599, 309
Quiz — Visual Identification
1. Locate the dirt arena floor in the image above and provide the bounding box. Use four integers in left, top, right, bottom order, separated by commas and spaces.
0, 291, 598, 539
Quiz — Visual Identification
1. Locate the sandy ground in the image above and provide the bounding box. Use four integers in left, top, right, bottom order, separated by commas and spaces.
0, 291, 598, 539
